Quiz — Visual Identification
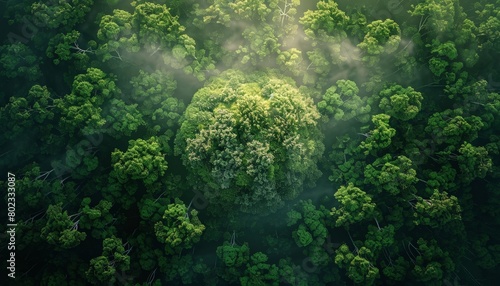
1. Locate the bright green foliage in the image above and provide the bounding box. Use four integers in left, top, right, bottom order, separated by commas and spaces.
411, 238, 455, 283
55, 68, 119, 136
86, 236, 130, 285
276, 48, 303, 77
200, 0, 273, 26
429, 57, 449, 77
358, 19, 401, 65
176, 70, 323, 213
427, 40, 460, 78
425, 109, 484, 146
430, 41, 458, 60
31, 0, 94, 30
40, 203, 87, 249
318, 79, 371, 123
364, 154, 418, 196
132, 2, 185, 47
409, 0, 457, 34
456, 142, 492, 183
359, 114, 396, 155
111, 136, 168, 188
378, 84, 423, 121
154, 198, 205, 254
96, 9, 138, 61
0, 43, 42, 81
413, 190, 461, 228
299, 0, 351, 77
240, 252, 280, 286
300, 0, 349, 40
331, 183, 376, 228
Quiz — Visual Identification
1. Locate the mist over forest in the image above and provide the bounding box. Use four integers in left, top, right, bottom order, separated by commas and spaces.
1, 0, 500, 285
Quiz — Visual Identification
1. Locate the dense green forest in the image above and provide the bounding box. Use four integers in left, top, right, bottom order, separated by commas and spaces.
1, 0, 499, 285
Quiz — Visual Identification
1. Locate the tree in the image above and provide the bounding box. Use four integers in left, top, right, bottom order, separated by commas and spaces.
412, 190, 461, 228
363, 225, 396, 260
378, 84, 423, 121
175, 70, 323, 213
318, 79, 371, 123
1, 85, 55, 140
0, 43, 42, 81
410, 238, 455, 283
364, 154, 418, 196
240, 252, 280, 286
288, 200, 330, 266
359, 114, 396, 155
46, 30, 93, 68
299, 0, 351, 81
132, 2, 187, 48
31, 0, 94, 30
40, 203, 87, 249
78, 198, 116, 239
86, 236, 130, 285
111, 136, 168, 189
335, 244, 379, 285
154, 198, 205, 254
129, 69, 184, 135
216, 241, 251, 283
358, 19, 401, 66
300, 0, 349, 40
456, 142, 492, 183
409, 0, 457, 35
476, 2, 500, 51
96, 8, 139, 61
331, 183, 376, 228
104, 98, 145, 138
425, 109, 484, 146
54, 68, 119, 137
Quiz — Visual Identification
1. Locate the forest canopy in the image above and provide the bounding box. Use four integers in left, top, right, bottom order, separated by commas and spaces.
1, 0, 499, 285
